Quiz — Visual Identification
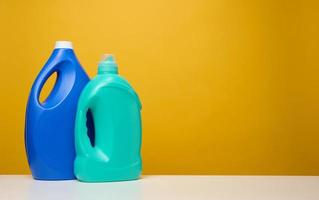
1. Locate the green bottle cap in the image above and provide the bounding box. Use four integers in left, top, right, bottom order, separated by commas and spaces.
98, 54, 118, 74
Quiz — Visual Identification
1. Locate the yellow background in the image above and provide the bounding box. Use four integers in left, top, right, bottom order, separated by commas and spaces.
0, 0, 318, 175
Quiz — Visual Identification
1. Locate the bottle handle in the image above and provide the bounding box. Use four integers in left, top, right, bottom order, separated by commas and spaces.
31, 61, 58, 107
31, 57, 77, 109
75, 92, 95, 156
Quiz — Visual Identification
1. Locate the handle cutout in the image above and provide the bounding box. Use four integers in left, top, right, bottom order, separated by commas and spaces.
86, 109, 95, 147
36, 60, 76, 108
39, 72, 58, 104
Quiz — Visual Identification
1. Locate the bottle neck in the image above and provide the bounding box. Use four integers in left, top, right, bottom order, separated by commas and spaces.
98, 66, 118, 74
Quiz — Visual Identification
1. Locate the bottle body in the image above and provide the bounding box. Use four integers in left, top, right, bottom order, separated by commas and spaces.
74, 73, 142, 182
25, 47, 90, 180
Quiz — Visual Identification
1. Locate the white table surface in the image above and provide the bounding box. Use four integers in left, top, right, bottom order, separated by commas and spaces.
1, 175, 319, 200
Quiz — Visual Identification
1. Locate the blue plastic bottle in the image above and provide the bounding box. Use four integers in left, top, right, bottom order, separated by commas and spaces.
25, 41, 90, 180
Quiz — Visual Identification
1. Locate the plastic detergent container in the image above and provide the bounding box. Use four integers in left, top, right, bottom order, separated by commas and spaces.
25, 41, 90, 180
74, 55, 142, 182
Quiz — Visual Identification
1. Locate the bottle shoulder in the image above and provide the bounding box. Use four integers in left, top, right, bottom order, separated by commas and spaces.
80, 74, 141, 107
41, 49, 81, 72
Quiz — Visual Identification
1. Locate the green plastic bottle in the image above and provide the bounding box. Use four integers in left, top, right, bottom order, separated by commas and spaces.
74, 55, 142, 182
